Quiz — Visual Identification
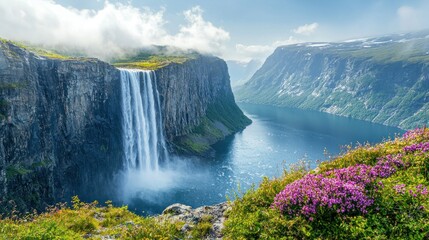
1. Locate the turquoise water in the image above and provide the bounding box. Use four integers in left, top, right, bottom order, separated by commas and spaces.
125, 103, 404, 215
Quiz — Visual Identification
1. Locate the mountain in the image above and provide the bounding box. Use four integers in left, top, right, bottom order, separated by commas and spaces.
0, 39, 250, 213
226, 59, 262, 89
235, 31, 429, 129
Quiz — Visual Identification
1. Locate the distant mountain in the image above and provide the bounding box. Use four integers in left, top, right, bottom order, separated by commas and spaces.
227, 59, 262, 89
236, 30, 429, 129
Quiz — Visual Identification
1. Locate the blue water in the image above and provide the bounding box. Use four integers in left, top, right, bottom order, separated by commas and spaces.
125, 103, 403, 215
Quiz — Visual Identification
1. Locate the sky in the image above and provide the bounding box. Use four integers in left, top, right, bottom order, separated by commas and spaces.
0, 0, 428, 62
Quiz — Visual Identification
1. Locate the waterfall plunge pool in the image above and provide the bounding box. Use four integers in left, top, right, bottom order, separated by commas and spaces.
120, 100, 403, 215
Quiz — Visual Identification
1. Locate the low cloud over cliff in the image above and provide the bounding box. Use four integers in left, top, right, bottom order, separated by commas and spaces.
0, 0, 229, 59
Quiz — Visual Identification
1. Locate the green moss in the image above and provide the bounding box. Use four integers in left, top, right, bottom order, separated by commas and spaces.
5, 159, 53, 178
180, 138, 211, 154
206, 98, 252, 131
174, 98, 251, 155
0, 82, 26, 90
6, 164, 32, 178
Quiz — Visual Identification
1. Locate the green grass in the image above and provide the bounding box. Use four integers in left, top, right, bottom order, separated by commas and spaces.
223, 128, 429, 239
112, 52, 197, 70
191, 214, 213, 238
0, 197, 184, 240
0, 37, 73, 60
0, 36, 197, 69
180, 137, 211, 154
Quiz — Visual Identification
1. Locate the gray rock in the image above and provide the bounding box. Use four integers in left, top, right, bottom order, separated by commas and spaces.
160, 202, 229, 239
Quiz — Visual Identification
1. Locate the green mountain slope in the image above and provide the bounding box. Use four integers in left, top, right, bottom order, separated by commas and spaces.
236, 31, 429, 129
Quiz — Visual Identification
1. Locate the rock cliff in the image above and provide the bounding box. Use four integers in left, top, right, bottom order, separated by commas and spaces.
155, 56, 251, 155
0, 40, 123, 213
0, 40, 249, 213
236, 32, 429, 129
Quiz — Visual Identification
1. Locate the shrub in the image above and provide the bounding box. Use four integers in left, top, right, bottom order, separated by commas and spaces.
224, 127, 429, 239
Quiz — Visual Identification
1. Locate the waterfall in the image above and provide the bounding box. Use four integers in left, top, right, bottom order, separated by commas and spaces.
120, 69, 169, 172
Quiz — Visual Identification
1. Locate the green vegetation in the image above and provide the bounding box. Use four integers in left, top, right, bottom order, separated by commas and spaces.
175, 118, 217, 154
206, 98, 252, 132
191, 214, 213, 238
0, 82, 26, 90
5, 160, 51, 178
0, 197, 184, 240
2, 128, 429, 239
6, 164, 32, 178
179, 136, 211, 154
236, 39, 429, 129
223, 128, 429, 239
174, 99, 251, 155
344, 39, 429, 63
112, 51, 197, 70
0, 37, 73, 60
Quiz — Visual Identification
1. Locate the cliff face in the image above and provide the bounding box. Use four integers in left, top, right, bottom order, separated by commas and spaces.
236, 33, 429, 129
0, 40, 249, 212
156, 56, 251, 155
0, 41, 123, 212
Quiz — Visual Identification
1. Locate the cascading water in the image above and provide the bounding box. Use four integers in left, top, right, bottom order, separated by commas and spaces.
120, 69, 169, 173
120, 69, 198, 214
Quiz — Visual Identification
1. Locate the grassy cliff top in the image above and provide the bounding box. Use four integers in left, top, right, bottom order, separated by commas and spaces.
280, 37, 429, 64
2, 127, 429, 239
345, 39, 429, 63
0, 38, 76, 60
111, 51, 198, 70
0, 37, 196, 69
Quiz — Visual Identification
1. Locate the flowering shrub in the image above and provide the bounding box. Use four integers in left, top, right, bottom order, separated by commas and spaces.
273, 173, 374, 219
394, 183, 428, 196
225, 128, 429, 240
372, 154, 405, 177
403, 141, 429, 181
403, 127, 429, 140
273, 155, 405, 219
404, 142, 429, 153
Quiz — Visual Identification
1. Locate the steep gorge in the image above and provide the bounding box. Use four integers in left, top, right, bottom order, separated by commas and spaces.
0, 40, 249, 213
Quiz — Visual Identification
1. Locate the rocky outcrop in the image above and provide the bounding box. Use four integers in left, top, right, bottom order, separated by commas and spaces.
156, 56, 251, 155
236, 33, 429, 129
159, 202, 230, 239
0, 40, 249, 213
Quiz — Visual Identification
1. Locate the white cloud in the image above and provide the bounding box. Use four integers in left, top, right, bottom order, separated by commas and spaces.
293, 22, 319, 35
0, 0, 229, 59
166, 6, 230, 55
236, 44, 272, 58
396, 5, 427, 31
273, 36, 299, 46
233, 36, 299, 62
